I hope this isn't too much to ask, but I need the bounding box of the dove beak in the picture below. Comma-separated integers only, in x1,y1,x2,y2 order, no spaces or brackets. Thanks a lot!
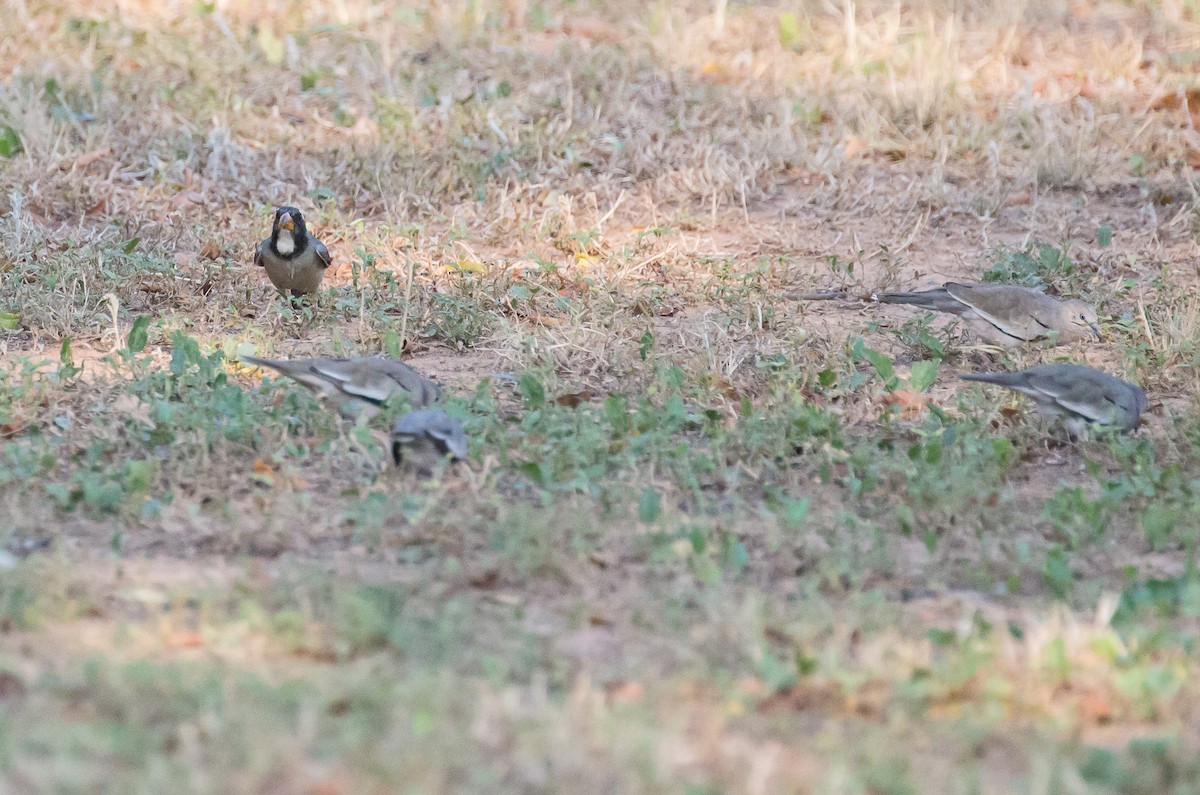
1089,323,1102,340
278,212,295,232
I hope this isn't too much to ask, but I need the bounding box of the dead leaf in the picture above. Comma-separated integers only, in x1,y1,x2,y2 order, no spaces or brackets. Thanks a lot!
164,630,204,649
561,18,622,43
879,389,928,419
0,422,28,439
469,569,500,589
252,458,277,476
167,191,205,212
68,146,110,171
713,377,742,402
306,779,352,795
1076,689,1114,723
555,389,594,407
199,240,221,260
604,679,644,704
842,134,870,160
587,551,615,568
350,116,378,138
527,312,564,327
85,196,108,216
1006,189,1032,206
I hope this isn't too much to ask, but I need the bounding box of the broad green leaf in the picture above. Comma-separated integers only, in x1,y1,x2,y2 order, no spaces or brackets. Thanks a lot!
638,331,654,361
778,11,802,48
909,359,940,392
0,312,19,330
0,126,21,158
863,347,894,384
126,315,150,354
517,373,545,409
383,329,403,359
258,28,285,65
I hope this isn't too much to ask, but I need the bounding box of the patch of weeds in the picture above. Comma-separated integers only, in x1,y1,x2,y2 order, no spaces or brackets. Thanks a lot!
1113,572,1200,623
1041,486,1117,547
892,313,950,360
982,242,1080,292
1076,739,1200,793
871,422,1017,561
428,292,491,348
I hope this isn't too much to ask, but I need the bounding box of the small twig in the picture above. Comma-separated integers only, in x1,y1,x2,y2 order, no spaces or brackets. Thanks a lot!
595,189,625,231
784,290,854,302
1137,291,1156,351
398,255,416,353
104,293,120,353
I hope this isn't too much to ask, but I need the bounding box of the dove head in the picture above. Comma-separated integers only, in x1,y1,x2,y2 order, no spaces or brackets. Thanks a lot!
1126,384,1149,427
1061,299,1101,340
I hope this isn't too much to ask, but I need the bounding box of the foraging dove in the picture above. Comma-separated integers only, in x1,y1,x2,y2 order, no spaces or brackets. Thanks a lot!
240,355,441,419
960,363,1146,439
253,206,331,297
873,283,1101,347
391,409,468,475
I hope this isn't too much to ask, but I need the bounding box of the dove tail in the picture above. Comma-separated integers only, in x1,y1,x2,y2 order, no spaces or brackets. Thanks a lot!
959,372,1023,387
873,288,961,313
237,355,277,370
786,290,851,301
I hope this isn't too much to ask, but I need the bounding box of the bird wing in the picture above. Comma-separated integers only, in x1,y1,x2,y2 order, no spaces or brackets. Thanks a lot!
1023,368,1117,424
376,360,441,406
312,239,332,269
305,357,437,407
303,359,391,406
945,284,1053,342
253,239,270,267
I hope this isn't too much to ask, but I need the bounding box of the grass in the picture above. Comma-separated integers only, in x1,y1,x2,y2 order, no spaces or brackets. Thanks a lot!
3,0,1200,791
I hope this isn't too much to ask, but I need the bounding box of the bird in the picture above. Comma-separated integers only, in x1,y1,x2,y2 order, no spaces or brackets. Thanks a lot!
960,363,1147,439
253,206,331,297
872,283,1101,347
239,354,442,419
391,409,468,475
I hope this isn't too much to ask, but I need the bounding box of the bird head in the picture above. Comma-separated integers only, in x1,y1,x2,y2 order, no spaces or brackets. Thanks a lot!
273,206,306,235
1063,299,1101,340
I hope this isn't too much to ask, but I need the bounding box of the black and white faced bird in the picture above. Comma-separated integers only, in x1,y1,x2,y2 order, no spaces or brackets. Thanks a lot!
391,409,468,476
253,206,331,297
239,354,442,420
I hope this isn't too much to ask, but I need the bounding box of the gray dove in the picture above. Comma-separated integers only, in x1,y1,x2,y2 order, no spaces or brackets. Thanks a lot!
391,409,468,475
960,363,1146,439
240,354,441,419
874,283,1100,347
254,206,331,297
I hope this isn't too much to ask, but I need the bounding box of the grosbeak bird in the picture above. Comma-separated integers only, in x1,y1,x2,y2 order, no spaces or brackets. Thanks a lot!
254,206,331,297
